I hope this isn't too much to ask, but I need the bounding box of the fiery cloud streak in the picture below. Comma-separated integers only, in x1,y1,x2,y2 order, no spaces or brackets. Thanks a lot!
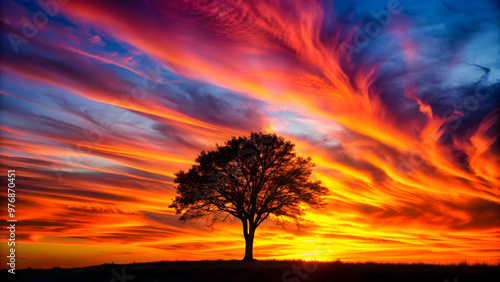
0,0,499,268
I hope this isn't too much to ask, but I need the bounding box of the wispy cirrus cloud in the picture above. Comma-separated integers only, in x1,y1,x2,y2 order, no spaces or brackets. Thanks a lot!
0,0,498,268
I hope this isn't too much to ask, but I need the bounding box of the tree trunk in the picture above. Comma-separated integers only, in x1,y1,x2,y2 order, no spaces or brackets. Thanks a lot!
243,234,254,260
242,223,256,261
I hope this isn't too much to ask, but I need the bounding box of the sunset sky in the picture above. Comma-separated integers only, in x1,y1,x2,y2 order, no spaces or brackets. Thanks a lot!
1,0,499,269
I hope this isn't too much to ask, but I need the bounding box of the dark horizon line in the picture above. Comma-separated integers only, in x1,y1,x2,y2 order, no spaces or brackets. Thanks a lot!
5,259,500,271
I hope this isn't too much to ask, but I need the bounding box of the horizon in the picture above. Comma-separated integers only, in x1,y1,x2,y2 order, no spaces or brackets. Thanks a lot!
4,258,500,271
1,0,499,271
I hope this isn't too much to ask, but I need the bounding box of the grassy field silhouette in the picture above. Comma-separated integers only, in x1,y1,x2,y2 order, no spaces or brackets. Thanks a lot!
2,260,499,282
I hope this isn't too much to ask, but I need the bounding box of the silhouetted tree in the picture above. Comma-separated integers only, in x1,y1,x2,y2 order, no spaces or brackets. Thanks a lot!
169,132,328,261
